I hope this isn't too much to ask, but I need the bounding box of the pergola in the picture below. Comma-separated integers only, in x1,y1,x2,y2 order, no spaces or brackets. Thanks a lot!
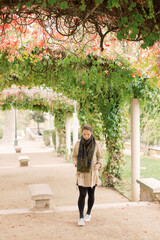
1,0,158,202
0,87,79,155
0,87,141,202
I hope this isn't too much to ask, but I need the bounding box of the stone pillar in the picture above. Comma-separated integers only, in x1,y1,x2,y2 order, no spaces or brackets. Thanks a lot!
73,112,79,147
65,115,71,155
48,113,54,129
48,113,54,148
14,108,18,146
56,129,59,150
2,108,15,144
131,98,140,202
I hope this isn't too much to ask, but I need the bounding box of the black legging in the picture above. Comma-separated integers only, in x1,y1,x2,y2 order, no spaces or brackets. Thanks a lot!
78,185,96,219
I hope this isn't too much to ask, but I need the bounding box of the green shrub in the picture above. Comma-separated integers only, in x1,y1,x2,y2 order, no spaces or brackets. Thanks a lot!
0,129,3,139
43,129,56,146
52,130,56,146
57,145,66,156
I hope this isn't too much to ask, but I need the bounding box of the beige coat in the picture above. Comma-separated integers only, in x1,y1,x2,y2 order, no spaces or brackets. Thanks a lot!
72,140,103,188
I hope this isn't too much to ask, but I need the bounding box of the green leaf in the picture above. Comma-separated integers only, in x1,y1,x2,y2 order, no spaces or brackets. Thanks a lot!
35,0,42,3
95,0,103,4
142,30,147,37
153,32,160,41
122,17,128,23
129,32,136,40
117,31,125,40
17,2,21,8
140,43,147,49
107,0,120,8
59,1,68,9
118,17,128,27
43,2,47,7
142,33,157,47
48,0,57,5
26,2,33,7
106,0,112,8
128,2,137,11
132,27,139,34
135,13,144,24
80,4,87,11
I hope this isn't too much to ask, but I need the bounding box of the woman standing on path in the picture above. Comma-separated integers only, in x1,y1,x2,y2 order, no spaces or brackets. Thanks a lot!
73,124,103,226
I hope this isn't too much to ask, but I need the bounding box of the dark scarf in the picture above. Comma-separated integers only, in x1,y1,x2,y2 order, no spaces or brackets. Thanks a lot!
77,135,96,173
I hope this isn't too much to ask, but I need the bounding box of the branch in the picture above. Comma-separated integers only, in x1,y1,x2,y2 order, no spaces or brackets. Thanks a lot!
84,3,99,22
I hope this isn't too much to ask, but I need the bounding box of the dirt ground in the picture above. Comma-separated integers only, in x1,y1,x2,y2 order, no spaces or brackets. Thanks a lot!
0,140,160,240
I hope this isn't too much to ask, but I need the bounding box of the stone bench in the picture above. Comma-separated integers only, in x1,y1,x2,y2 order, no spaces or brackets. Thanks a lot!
28,184,53,209
137,178,160,202
18,155,30,167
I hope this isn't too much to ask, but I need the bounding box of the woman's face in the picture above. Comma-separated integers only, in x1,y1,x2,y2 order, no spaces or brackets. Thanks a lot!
82,129,92,140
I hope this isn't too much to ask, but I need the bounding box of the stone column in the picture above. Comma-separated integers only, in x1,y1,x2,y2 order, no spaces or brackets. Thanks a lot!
73,112,79,147
65,115,71,155
2,108,15,145
14,108,18,146
48,113,54,129
55,129,59,150
131,98,140,202
48,113,54,148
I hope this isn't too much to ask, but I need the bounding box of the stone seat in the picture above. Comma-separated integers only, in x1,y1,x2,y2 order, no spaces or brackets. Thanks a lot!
18,155,30,167
137,178,160,202
28,184,53,209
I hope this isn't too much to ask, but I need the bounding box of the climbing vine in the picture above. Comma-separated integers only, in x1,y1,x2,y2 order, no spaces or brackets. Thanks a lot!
0,90,74,114
0,89,74,154
0,0,159,50
0,49,159,186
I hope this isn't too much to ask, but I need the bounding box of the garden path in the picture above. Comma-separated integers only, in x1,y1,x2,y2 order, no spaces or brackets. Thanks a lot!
0,138,159,240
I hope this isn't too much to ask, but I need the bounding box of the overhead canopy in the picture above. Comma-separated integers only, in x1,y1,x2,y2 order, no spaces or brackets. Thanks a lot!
0,0,159,50
0,87,76,113
1,87,75,106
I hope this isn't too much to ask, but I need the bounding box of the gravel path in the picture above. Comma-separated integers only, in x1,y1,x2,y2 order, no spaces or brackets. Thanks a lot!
0,139,159,240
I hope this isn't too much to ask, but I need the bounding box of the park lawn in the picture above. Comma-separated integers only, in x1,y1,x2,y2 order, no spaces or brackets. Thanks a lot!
115,155,160,200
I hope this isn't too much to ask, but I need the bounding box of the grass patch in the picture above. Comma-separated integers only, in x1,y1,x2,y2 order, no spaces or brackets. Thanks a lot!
115,155,160,200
